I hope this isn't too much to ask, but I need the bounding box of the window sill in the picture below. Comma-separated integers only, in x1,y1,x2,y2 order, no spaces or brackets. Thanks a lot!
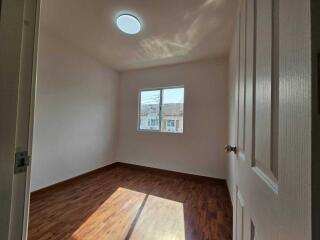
137,129,184,134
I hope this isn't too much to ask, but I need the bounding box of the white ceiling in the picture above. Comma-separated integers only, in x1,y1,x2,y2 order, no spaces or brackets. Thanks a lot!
40,0,239,72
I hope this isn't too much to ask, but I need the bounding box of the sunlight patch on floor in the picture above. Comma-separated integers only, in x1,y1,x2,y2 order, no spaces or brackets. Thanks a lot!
129,195,185,240
72,187,146,240
71,187,185,240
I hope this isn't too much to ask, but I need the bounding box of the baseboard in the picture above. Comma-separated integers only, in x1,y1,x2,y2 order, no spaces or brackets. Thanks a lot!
30,162,120,199
114,162,226,184
31,161,227,200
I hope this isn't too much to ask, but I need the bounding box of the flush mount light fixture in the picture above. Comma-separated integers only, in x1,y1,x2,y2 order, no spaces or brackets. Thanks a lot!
116,14,141,35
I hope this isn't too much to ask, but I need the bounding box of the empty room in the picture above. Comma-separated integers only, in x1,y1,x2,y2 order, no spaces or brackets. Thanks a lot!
1,0,317,240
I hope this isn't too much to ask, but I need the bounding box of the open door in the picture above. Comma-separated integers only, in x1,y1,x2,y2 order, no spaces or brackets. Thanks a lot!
0,0,39,239
231,0,311,239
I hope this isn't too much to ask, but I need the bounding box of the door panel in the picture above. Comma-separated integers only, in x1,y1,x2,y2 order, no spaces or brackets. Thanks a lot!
254,0,273,173
236,188,254,240
233,0,311,239
237,0,246,158
278,0,311,238
236,189,244,240
235,0,280,239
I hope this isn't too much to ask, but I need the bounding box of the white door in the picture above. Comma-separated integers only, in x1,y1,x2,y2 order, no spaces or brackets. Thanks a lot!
0,0,39,239
231,0,311,239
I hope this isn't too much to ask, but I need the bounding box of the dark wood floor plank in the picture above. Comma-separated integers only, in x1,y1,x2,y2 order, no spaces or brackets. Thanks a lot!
28,163,232,240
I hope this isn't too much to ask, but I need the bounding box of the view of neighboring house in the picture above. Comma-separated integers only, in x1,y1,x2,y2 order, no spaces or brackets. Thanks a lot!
139,103,183,133
161,103,183,132
139,103,160,131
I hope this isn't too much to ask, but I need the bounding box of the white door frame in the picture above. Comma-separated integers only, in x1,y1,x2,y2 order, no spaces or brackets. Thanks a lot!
0,0,40,239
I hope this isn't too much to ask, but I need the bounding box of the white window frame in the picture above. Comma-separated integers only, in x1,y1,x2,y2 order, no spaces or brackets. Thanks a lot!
137,86,185,134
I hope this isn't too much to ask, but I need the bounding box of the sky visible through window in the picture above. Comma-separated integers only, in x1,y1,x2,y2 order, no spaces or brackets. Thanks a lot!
140,88,184,105
141,90,160,105
162,88,184,104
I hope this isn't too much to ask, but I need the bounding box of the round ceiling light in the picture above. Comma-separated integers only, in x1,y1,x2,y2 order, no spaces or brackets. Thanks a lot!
116,14,141,35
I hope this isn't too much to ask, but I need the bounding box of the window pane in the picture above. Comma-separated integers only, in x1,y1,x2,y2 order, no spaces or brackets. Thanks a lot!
139,90,161,131
161,88,184,133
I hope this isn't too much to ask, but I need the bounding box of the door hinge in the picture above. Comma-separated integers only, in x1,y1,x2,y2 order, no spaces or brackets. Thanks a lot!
14,151,30,173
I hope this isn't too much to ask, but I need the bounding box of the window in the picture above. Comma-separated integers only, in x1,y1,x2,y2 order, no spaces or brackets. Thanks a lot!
139,90,160,131
148,119,159,127
167,120,175,127
139,87,184,133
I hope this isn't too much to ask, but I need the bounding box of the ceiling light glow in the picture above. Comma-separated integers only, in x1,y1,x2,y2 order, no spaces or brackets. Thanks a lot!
116,14,141,35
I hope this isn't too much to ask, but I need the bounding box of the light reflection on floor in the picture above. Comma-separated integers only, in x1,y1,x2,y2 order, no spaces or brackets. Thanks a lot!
130,195,185,240
72,187,185,240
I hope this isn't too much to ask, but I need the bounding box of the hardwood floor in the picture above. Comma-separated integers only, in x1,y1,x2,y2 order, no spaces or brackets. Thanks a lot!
28,163,232,240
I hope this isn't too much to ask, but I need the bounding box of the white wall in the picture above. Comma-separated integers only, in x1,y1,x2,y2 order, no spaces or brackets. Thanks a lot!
30,28,119,191
116,59,229,179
